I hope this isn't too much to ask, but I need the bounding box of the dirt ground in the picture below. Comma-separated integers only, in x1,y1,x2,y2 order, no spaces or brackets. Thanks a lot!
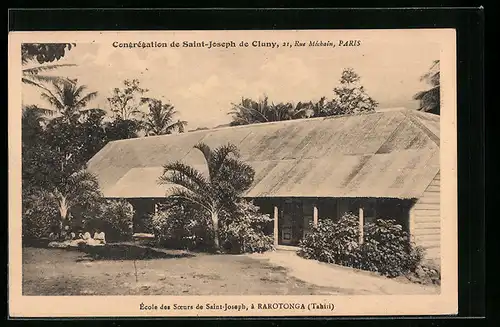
247,251,440,295
22,246,342,296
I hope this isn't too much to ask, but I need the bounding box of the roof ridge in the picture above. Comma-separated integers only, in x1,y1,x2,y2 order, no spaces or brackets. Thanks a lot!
104,109,413,145
401,110,440,145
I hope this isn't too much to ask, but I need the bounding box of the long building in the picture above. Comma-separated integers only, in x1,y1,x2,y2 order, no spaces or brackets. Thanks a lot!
87,108,441,264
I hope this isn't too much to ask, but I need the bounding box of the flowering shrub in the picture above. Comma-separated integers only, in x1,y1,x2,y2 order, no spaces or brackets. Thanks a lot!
298,212,425,278
84,199,134,242
219,200,274,254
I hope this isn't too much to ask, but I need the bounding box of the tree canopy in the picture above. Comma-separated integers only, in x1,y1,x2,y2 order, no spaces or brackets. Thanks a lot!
39,79,102,120
413,60,440,115
142,97,187,136
228,68,378,126
22,43,76,91
328,68,378,115
22,43,75,65
229,96,311,126
107,79,149,120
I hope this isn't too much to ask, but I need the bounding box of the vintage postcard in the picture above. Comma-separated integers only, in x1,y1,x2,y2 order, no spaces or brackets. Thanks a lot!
9,29,457,317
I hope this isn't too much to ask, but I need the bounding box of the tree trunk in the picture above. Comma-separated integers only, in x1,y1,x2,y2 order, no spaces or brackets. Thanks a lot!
58,196,69,233
211,211,220,252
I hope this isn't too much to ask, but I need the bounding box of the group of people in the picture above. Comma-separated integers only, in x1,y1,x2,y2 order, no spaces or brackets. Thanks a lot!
48,225,106,247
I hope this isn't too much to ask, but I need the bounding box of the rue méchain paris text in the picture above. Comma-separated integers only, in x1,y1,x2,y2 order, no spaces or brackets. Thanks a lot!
112,39,360,49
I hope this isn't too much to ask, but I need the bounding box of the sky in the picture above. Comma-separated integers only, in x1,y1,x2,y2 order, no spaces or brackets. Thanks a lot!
22,36,440,130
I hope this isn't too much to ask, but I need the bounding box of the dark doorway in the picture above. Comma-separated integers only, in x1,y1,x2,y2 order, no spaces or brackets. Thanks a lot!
279,199,305,246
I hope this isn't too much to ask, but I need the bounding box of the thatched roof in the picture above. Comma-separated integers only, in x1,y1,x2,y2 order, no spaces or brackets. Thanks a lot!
87,109,440,199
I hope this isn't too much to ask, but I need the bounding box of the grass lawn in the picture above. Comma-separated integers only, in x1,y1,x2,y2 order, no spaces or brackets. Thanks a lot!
22,246,342,296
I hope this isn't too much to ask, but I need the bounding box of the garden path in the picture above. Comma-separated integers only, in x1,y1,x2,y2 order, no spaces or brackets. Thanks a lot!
246,250,440,295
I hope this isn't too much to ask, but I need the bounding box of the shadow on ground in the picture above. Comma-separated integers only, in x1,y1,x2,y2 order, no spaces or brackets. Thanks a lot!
77,244,194,261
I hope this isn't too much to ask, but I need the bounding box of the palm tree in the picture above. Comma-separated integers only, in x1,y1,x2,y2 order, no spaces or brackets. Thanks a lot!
45,170,102,232
229,95,311,126
229,96,272,126
306,97,330,117
414,60,440,115
159,143,255,251
271,101,311,120
39,79,103,120
142,97,187,136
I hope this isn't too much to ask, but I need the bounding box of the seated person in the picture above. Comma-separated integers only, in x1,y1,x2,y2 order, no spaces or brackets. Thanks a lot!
80,231,92,240
93,229,106,245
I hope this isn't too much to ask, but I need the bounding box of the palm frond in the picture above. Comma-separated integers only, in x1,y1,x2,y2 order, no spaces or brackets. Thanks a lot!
160,161,210,193
194,143,213,169
74,91,98,109
167,187,213,214
40,92,65,110
24,74,70,85
22,63,76,75
63,170,102,205
176,120,187,133
23,105,56,117
79,108,107,115
22,77,50,91
161,120,184,135
210,143,240,180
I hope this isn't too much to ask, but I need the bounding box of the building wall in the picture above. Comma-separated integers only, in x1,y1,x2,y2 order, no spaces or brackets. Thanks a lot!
253,197,413,246
410,172,441,265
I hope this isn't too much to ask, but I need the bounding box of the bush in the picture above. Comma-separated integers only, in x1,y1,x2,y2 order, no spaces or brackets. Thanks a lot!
219,200,274,254
22,192,60,242
150,200,211,250
298,213,362,266
361,219,425,277
361,219,424,277
150,199,274,254
410,263,441,285
298,212,425,278
84,199,134,242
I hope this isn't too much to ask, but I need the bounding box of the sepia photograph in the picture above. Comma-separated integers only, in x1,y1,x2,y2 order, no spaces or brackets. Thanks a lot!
9,29,457,317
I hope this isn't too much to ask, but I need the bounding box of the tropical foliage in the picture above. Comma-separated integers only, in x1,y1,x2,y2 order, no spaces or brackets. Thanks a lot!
22,43,76,90
22,191,60,241
22,106,106,238
219,200,274,253
328,68,379,115
39,79,102,119
142,97,187,136
150,198,212,250
22,43,75,64
414,60,440,115
45,170,102,228
159,142,255,251
298,213,425,278
107,79,148,120
229,96,311,126
228,68,378,126
84,200,135,242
